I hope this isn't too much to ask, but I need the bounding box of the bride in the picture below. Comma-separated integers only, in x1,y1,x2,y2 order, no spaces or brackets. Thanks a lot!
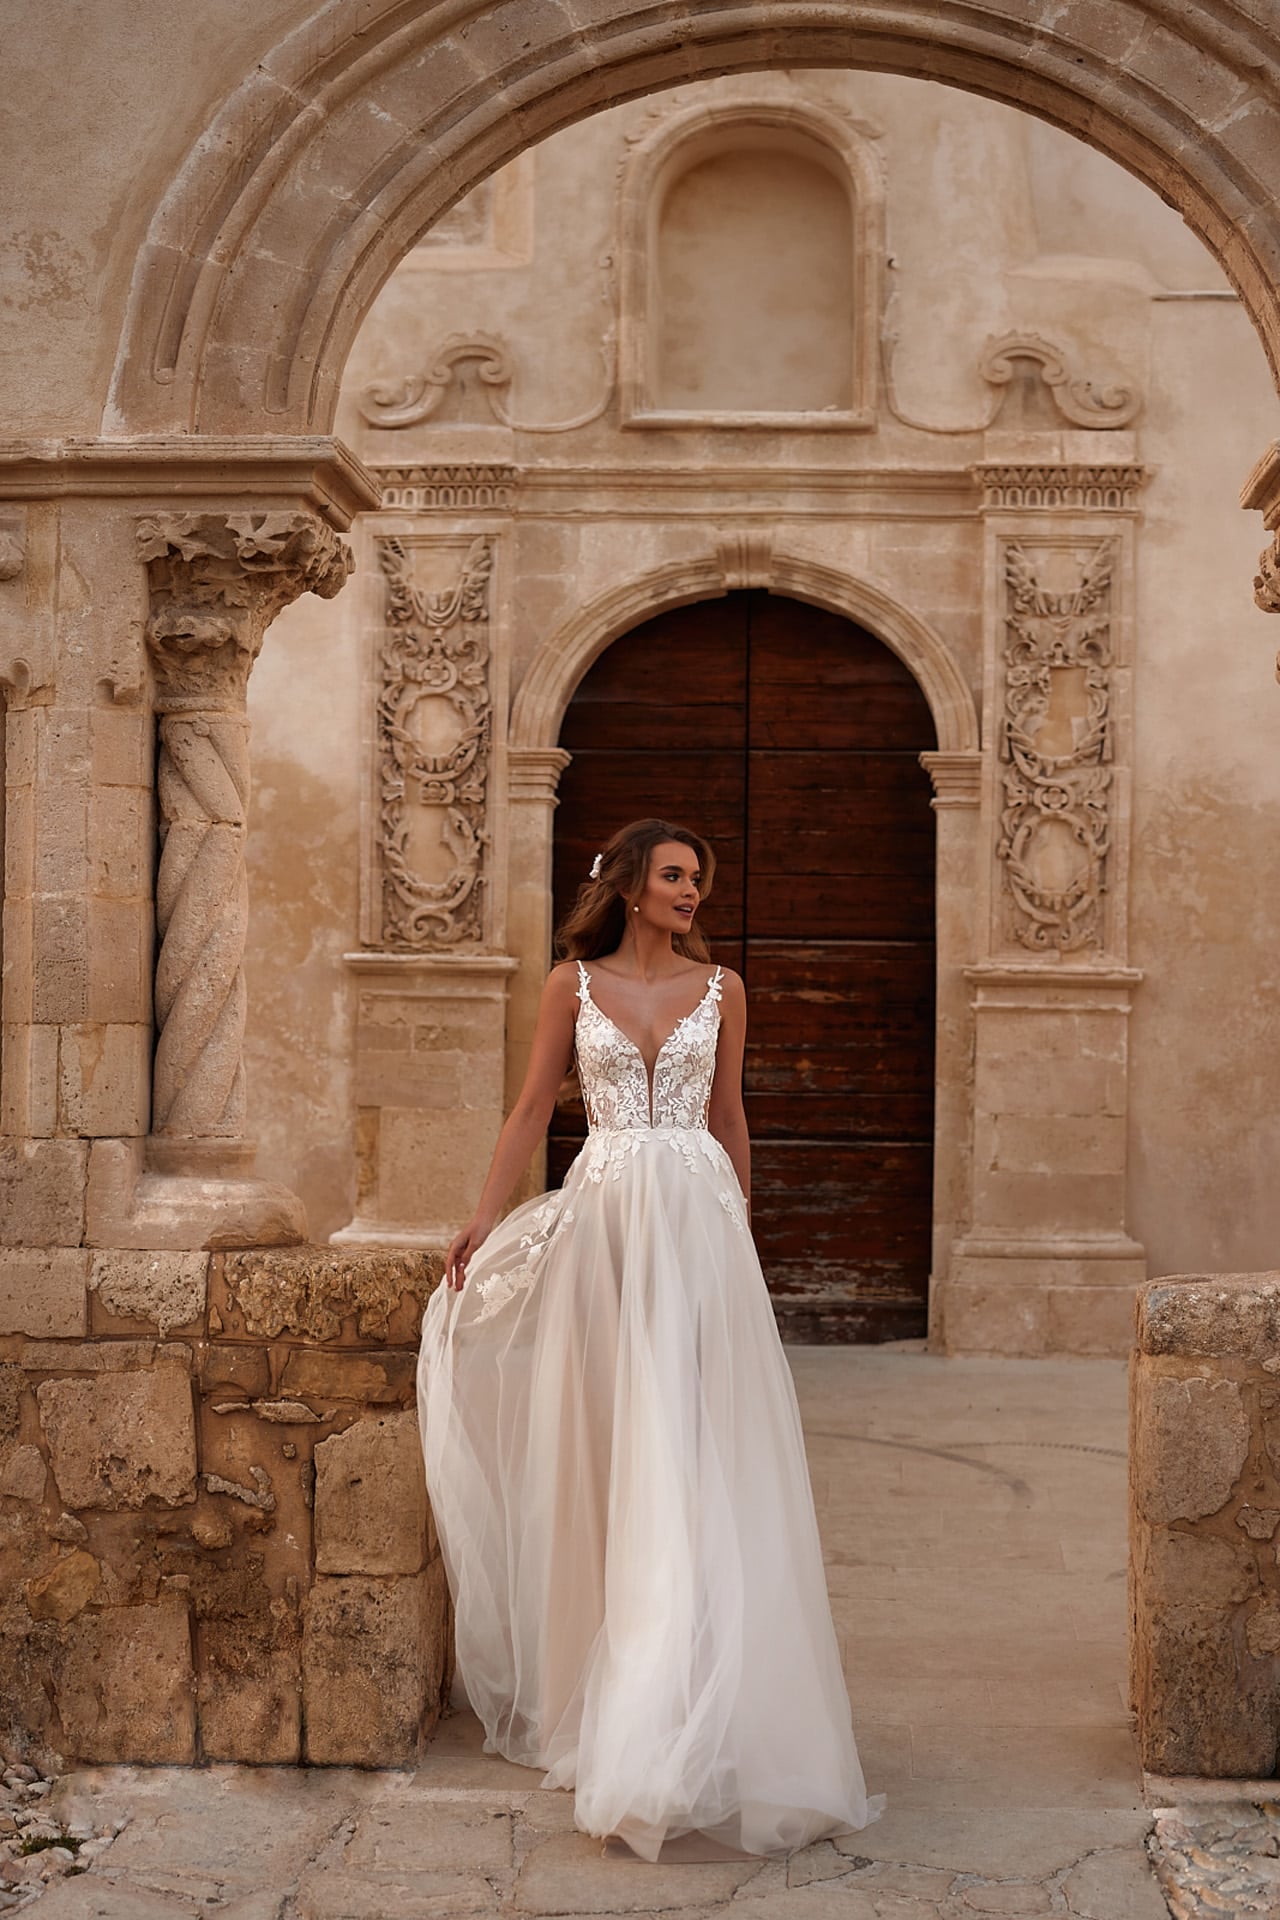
417,817,882,1859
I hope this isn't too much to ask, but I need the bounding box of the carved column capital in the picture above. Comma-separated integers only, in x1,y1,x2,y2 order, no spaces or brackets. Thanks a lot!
507,747,571,804
1255,534,1280,621
920,750,982,808
137,510,352,710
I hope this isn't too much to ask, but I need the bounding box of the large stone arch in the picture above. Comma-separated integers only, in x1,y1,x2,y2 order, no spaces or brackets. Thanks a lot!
111,0,1280,440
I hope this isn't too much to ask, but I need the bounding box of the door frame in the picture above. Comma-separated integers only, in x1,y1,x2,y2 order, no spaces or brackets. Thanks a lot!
507,543,981,1347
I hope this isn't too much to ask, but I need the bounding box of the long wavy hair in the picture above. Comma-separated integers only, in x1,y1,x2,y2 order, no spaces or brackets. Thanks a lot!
555,818,716,963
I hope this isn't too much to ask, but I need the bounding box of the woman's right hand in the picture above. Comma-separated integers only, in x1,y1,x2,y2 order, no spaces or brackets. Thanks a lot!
445,1217,493,1291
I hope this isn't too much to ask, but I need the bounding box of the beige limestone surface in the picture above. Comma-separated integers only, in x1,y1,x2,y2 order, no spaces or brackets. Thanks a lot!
16,1350,1166,1919
241,69,1279,1353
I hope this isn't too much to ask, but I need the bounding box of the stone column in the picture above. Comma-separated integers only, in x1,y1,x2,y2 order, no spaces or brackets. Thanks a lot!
84,508,359,1249
919,750,982,1342
505,747,571,1199
946,456,1149,1354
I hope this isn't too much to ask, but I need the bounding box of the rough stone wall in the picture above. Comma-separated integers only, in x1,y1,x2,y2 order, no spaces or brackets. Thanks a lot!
0,1247,449,1769
1130,1275,1280,1778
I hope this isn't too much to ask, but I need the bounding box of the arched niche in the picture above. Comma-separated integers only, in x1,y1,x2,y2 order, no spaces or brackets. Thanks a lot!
618,102,883,427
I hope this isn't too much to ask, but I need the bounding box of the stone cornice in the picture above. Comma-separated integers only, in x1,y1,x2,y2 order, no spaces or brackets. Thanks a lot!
0,438,378,530
972,462,1148,512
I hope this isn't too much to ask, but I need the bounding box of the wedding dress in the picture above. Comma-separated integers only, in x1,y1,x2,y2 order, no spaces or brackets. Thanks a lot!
416,961,882,1858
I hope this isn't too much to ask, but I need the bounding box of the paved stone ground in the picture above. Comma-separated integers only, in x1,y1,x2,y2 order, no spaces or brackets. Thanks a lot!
12,1350,1179,1919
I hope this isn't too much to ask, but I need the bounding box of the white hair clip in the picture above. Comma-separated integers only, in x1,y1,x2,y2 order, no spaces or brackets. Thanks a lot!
589,853,603,880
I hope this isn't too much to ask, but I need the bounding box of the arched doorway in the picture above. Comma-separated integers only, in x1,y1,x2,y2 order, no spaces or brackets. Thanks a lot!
550,591,938,1343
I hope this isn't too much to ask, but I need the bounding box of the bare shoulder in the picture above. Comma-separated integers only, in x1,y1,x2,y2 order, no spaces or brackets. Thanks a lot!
543,959,582,1004
713,964,746,1009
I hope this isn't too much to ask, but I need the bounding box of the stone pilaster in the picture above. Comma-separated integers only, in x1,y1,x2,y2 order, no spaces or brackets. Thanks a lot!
331,952,519,1248
0,437,376,1253
920,751,982,1340
945,455,1148,1353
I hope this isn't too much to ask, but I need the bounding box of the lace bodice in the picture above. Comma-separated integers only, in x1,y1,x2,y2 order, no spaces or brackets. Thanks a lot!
575,963,723,1131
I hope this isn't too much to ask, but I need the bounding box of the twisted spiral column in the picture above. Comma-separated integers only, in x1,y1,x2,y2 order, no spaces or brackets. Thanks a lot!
153,711,251,1136
138,510,352,1152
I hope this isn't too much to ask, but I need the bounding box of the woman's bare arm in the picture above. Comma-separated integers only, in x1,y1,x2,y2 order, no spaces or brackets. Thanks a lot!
707,968,751,1220
444,963,579,1288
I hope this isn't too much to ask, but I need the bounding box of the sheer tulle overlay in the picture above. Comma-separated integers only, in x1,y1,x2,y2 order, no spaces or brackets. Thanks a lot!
417,965,883,1858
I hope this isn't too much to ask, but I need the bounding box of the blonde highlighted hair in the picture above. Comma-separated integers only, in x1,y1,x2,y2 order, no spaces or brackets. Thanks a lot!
555,818,716,962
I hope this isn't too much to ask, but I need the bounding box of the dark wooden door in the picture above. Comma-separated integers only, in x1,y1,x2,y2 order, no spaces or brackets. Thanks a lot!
550,592,936,1342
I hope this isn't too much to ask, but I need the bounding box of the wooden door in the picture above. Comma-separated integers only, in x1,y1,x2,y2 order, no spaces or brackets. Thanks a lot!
550,592,936,1342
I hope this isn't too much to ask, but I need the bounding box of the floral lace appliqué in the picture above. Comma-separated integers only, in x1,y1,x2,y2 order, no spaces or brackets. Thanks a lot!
472,1197,575,1324
575,963,723,1131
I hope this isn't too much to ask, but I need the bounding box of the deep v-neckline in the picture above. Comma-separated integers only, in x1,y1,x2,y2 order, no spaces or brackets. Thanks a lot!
578,964,720,1121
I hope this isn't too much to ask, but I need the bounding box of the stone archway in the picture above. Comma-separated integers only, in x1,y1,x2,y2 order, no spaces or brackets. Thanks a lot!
111,0,1280,478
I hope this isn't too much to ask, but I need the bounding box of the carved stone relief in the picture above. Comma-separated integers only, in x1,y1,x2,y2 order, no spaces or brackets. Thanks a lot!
975,464,1145,512
980,333,1140,429
373,464,517,511
996,539,1116,954
374,536,495,950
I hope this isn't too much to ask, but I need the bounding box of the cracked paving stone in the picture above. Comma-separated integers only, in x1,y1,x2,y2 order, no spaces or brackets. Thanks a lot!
513,1828,763,1912
343,1798,515,1873
3,1881,200,1918
292,1868,499,1919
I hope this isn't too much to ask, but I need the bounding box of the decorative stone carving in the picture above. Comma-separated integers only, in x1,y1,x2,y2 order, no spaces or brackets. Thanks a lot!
137,511,351,1140
360,335,512,428
975,464,1146,512
0,519,24,581
1254,534,1280,619
375,535,494,950
996,540,1116,953
714,529,775,591
374,463,518,511
362,332,615,434
980,333,1140,428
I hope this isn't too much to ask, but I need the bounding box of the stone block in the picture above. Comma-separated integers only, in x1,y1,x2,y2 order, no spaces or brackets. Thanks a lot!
1137,1273,1280,1359
91,705,152,788
1133,1602,1277,1777
86,898,150,1024
302,1561,447,1765
55,1603,195,1763
314,1411,429,1576
37,1368,197,1508
57,1022,150,1136
0,1138,87,1246
219,1247,440,1342
25,1547,101,1623
1133,1373,1250,1525
281,1348,415,1406
1046,1283,1137,1355
0,1249,89,1336
88,1250,206,1335
943,1279,1048,1355
0,1445,47,1501
197,1613,302,1763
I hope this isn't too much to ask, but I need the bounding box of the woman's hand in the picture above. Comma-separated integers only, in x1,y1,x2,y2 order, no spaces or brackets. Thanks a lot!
445,1217,493,1291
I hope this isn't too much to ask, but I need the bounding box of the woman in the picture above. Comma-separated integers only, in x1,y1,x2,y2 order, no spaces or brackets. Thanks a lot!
417,818,882,1859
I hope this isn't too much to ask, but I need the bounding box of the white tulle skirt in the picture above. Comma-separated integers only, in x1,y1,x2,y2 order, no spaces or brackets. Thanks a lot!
416,1125,883,1859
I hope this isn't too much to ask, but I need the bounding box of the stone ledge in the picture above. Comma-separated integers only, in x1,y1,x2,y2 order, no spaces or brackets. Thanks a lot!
1136,1271,1280,1359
